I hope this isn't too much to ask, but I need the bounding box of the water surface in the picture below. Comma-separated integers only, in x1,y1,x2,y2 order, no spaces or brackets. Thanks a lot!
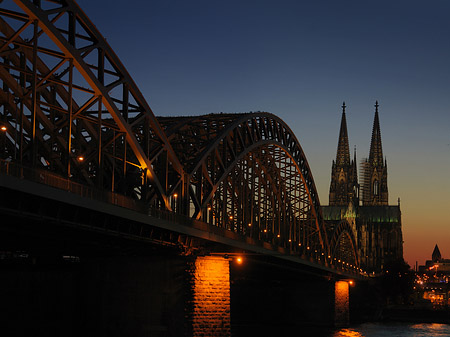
332,322,450,337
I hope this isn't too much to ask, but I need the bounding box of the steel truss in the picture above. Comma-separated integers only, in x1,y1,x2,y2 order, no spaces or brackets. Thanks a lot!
158,113,329,259
329,221,360,271
0,0,183,209
0,0,356,266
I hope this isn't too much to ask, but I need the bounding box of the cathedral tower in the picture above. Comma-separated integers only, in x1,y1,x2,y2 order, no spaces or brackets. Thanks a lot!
329,102,359,206
361,101,388,205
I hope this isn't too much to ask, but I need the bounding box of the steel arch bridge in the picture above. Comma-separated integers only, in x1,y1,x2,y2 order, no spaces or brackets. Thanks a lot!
158,113,327,258
0,0,360,273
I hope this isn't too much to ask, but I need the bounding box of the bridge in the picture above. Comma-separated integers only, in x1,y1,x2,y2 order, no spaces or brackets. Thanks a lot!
0,1,367,336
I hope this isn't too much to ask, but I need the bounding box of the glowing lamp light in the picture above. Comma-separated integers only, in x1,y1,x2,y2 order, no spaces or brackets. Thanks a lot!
229,215,233,220
207,206,211,211
277,234,280,238
288,239,292,242
236,257,243,264
248,223,252,227
173,193,178,198
0,126,6,131
263,229,267,233
349,280,354,286
77,156,84,161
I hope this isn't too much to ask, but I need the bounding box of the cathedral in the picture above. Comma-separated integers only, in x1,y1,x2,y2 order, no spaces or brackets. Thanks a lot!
322,102,404,273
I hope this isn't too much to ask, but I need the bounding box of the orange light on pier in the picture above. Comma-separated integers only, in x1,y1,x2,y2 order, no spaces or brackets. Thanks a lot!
192,256,230,336
173,193,178,198
335,280,350,327
236,256,243,264
0,126,6,131
77,156,84,161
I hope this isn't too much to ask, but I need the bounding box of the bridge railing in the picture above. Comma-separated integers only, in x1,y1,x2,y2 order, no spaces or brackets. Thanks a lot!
0,159,144,212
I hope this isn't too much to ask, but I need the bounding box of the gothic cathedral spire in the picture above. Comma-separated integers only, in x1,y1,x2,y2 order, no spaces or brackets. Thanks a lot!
369,101,383,166
362,101,388,205
336,102,350,166
329,102,359,206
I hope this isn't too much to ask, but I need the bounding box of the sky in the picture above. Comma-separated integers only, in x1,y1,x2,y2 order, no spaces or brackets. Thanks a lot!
76,0,450,267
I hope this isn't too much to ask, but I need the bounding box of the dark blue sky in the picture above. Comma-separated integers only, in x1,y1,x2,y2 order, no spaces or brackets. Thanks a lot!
78,0,450,265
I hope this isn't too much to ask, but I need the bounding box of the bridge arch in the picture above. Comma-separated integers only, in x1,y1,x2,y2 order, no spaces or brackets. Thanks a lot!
329,220,359,270
158,113,329,257
0,0,183,209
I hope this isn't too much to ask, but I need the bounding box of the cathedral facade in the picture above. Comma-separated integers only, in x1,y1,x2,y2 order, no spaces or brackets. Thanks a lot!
322,102,404,273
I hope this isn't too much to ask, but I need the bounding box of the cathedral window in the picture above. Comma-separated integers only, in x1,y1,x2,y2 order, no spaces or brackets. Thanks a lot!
373,180,379,196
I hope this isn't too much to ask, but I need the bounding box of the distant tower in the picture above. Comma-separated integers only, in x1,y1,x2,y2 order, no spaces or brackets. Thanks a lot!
329,102,359,205
361,101,388,205
432,244,442,262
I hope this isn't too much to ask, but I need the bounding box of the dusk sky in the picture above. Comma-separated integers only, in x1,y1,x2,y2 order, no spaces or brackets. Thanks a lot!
78,0,450,267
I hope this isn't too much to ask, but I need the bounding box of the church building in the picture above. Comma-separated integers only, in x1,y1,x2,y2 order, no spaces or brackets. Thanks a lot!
322,102,404,273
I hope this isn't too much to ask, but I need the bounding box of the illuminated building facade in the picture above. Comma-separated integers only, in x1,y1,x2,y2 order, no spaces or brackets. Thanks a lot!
322,102,404,273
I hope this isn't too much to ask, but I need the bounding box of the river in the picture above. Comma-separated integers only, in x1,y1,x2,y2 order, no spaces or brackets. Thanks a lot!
331,322,450,337
234,322,450,336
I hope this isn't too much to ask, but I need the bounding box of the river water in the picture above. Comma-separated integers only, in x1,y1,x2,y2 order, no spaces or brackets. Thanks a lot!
330,322,450,337
234,322,450,336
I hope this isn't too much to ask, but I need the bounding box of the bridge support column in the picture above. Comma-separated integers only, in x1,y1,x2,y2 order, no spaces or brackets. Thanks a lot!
189,256,231,337
334,281,350,327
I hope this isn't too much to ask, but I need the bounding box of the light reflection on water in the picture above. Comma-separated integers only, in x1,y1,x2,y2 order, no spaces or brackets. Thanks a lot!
332,323,450,337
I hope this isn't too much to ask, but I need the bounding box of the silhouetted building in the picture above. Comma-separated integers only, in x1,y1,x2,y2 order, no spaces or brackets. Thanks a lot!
322,101,404,273
419,244,450,273
416,244,450,308
432,244,442,263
